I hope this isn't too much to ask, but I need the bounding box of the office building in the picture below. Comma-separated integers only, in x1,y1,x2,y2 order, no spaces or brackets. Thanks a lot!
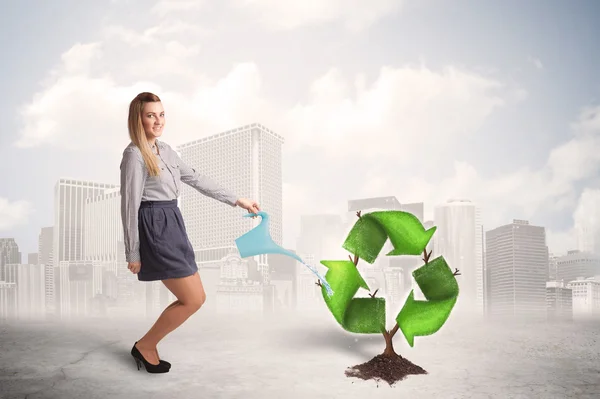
38,226,54,315
177,124,284,285
84,187,122,262
269,252,298,312
56,260,104,319
567,276,600,320
28,253,38,265
296,214,345,310
575,196,599,254
216,252,264,314
4,263,46,319
556,250,600,284
545,280,572,320
53,178,117,317
549,253,558,281
486,219,548,319
0,281,16,319
0,238,20,281
434,199,484,314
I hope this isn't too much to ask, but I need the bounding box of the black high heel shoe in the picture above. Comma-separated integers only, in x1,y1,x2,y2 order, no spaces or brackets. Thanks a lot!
131,342,170,373
134,341,171,369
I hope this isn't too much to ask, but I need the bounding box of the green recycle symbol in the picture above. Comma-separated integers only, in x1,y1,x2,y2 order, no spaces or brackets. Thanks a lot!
319,210,460,347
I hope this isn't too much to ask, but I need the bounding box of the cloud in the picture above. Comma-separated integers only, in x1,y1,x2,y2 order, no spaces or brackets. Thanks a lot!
103,21,209,47
279,66,507,162
151,0,206,17
358,105,600,240
229,0,404,31
0,198,34,231
14,61,268,150
13,8,598,255
528,56,544,70
18,26,510,164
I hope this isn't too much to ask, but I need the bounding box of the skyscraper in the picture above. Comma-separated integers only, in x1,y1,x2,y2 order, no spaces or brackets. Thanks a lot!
53,178,117,317
296,213,346,310
0,238,20,281
546,281,572,320
54,178,117,267
556,250,600,283
38,226,54,316
38,227,53,266
575,193,599,254
486,219,548,319
5,263,46,319
84,187,122,262
28,253,38,265
548,253,558,281
177,123,284,284
434,199,484,314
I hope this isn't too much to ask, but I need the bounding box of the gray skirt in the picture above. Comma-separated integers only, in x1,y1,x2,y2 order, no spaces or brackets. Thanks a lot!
138,199,198,281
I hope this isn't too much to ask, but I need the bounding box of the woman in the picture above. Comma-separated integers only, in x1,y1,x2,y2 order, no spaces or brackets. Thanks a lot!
120,92,260,373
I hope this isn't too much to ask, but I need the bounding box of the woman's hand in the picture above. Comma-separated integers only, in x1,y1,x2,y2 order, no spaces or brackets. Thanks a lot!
235,198,261,215
128,262,141,274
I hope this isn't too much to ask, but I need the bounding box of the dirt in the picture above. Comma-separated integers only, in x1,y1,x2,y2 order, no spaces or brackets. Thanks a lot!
345,353,427,386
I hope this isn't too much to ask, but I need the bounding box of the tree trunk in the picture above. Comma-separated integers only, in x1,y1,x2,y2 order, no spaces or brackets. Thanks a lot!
382,331,400,358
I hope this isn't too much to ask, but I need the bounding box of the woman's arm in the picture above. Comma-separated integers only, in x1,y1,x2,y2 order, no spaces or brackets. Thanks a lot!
120,148,147,263
171,148,239,207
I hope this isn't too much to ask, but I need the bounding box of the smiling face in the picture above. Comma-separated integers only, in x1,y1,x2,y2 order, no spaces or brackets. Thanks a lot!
141,101,165,142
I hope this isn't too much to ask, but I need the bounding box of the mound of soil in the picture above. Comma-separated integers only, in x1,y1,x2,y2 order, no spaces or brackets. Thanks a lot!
345,353,427,386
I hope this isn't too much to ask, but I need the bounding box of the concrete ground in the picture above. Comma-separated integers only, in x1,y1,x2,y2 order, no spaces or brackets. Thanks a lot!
0,311,599,399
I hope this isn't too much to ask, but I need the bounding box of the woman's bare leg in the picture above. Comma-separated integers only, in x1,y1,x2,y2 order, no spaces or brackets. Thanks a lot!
135,272,206,365
153,299,179,360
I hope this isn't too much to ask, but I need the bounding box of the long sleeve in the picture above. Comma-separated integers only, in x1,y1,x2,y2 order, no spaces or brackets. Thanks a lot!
120,148,147,263
172,149,238,207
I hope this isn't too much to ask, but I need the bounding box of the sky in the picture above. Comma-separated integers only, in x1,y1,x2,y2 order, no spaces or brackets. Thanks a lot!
1,0,599,259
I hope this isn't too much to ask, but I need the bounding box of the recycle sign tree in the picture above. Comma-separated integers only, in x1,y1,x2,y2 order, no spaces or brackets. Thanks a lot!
316,209,461,386
234,208,460,386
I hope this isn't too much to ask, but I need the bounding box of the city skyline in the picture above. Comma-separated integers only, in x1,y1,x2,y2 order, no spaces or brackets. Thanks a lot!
1,126,598,319
2,143,600,322
2,2,600,263
0,144,593,262
1,2,600,396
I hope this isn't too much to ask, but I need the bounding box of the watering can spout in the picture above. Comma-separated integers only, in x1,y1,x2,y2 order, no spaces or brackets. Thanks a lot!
234,211,334,296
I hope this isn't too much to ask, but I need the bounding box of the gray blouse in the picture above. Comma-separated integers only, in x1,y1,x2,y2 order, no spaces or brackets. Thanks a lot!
119,139,238,263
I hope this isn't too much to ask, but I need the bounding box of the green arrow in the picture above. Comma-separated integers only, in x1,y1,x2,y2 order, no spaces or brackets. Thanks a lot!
396,256,459,347
320,260,386,334
342,211,436,264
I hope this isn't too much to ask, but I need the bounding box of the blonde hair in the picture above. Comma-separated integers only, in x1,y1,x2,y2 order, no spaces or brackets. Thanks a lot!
127,92,162,176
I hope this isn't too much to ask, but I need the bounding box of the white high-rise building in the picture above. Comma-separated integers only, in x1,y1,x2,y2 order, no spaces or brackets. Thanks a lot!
84,187,122,262
486,220,549,319
0,238,20,281
28,253,38,265
567,276,600,320
177,124,284,285
54,179,117,267
548,253,559,281
545,280,572,320
556,250,600,283
434,199,484,314
295,214,346,311
38,226,54,316
575,192,600,254
53,178,117,317
0,281,16,319
57,260,104,319
5,263,46,319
